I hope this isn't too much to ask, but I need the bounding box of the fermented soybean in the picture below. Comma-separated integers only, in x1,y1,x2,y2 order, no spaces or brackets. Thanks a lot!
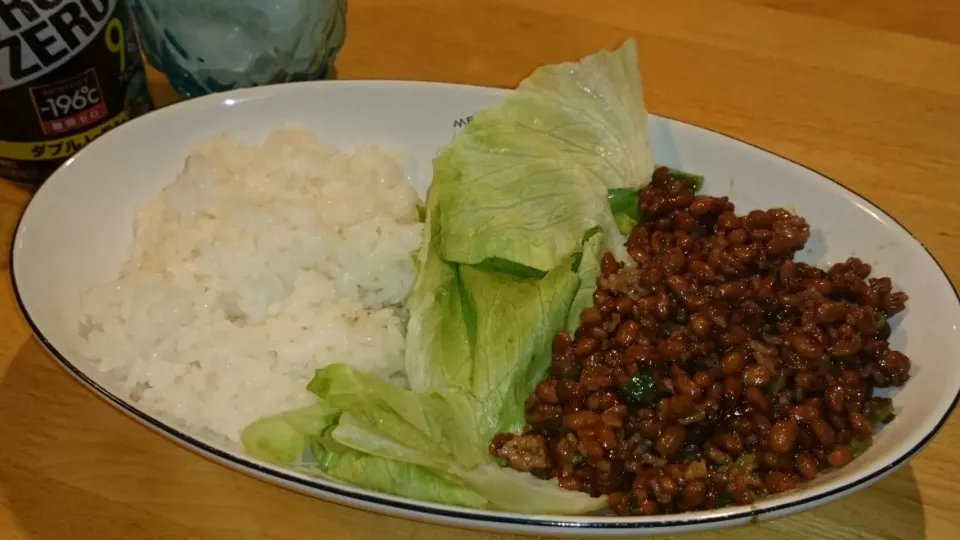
0,0,152,185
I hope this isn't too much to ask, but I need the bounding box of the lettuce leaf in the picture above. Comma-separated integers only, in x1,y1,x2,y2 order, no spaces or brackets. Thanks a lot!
432,38,653,273
565,231,605,334
407,38,649,393
309,363,490,468
404,199,473,393
241,401,491,509
303,449,489,509
454,464,610,515
309,364,607,514
458,261,580,434
241,403,340,466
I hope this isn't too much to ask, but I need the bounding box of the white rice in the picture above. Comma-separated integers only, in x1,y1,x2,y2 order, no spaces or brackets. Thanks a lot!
75,125,423,443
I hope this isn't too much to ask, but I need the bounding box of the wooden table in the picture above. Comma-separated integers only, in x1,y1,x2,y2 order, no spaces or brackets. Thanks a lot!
3,1,960,538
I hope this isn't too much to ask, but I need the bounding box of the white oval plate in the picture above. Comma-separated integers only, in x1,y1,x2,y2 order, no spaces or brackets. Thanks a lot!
11,81,960,536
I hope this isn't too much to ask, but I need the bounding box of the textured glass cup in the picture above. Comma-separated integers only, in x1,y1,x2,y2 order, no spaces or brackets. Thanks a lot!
129,0,346,98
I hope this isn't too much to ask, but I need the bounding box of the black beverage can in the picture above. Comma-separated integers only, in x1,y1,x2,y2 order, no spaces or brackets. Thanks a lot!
0,0,153,186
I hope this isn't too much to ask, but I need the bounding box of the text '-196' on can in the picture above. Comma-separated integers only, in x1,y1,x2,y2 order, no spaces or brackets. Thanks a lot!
0,0,154,187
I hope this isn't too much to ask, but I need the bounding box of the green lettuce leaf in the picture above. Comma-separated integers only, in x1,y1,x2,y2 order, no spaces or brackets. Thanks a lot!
309,364,490,468
614,213,639,236
405,209,582,424
565,231,605,334
305,444,489,509
405,250,581,429
404,199,473,392
309,364,608,514
241,403,340,466
455,464,610,515
459,260,580,434
432,38,653,273
242,401,490,509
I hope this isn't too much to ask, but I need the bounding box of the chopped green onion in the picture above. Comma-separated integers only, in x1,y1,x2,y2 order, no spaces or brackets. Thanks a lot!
657,323,683,339
869,398,896,426
667,168,705,192
717,491,734,508
851,436,872,457
623,370,657,406
607,188,641,221
874,312,890,334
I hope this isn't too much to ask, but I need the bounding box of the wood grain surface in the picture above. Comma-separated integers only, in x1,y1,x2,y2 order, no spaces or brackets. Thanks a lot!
3,1,960,538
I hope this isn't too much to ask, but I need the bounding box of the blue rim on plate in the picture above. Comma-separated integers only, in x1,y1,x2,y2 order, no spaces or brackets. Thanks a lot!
9,91,960,531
